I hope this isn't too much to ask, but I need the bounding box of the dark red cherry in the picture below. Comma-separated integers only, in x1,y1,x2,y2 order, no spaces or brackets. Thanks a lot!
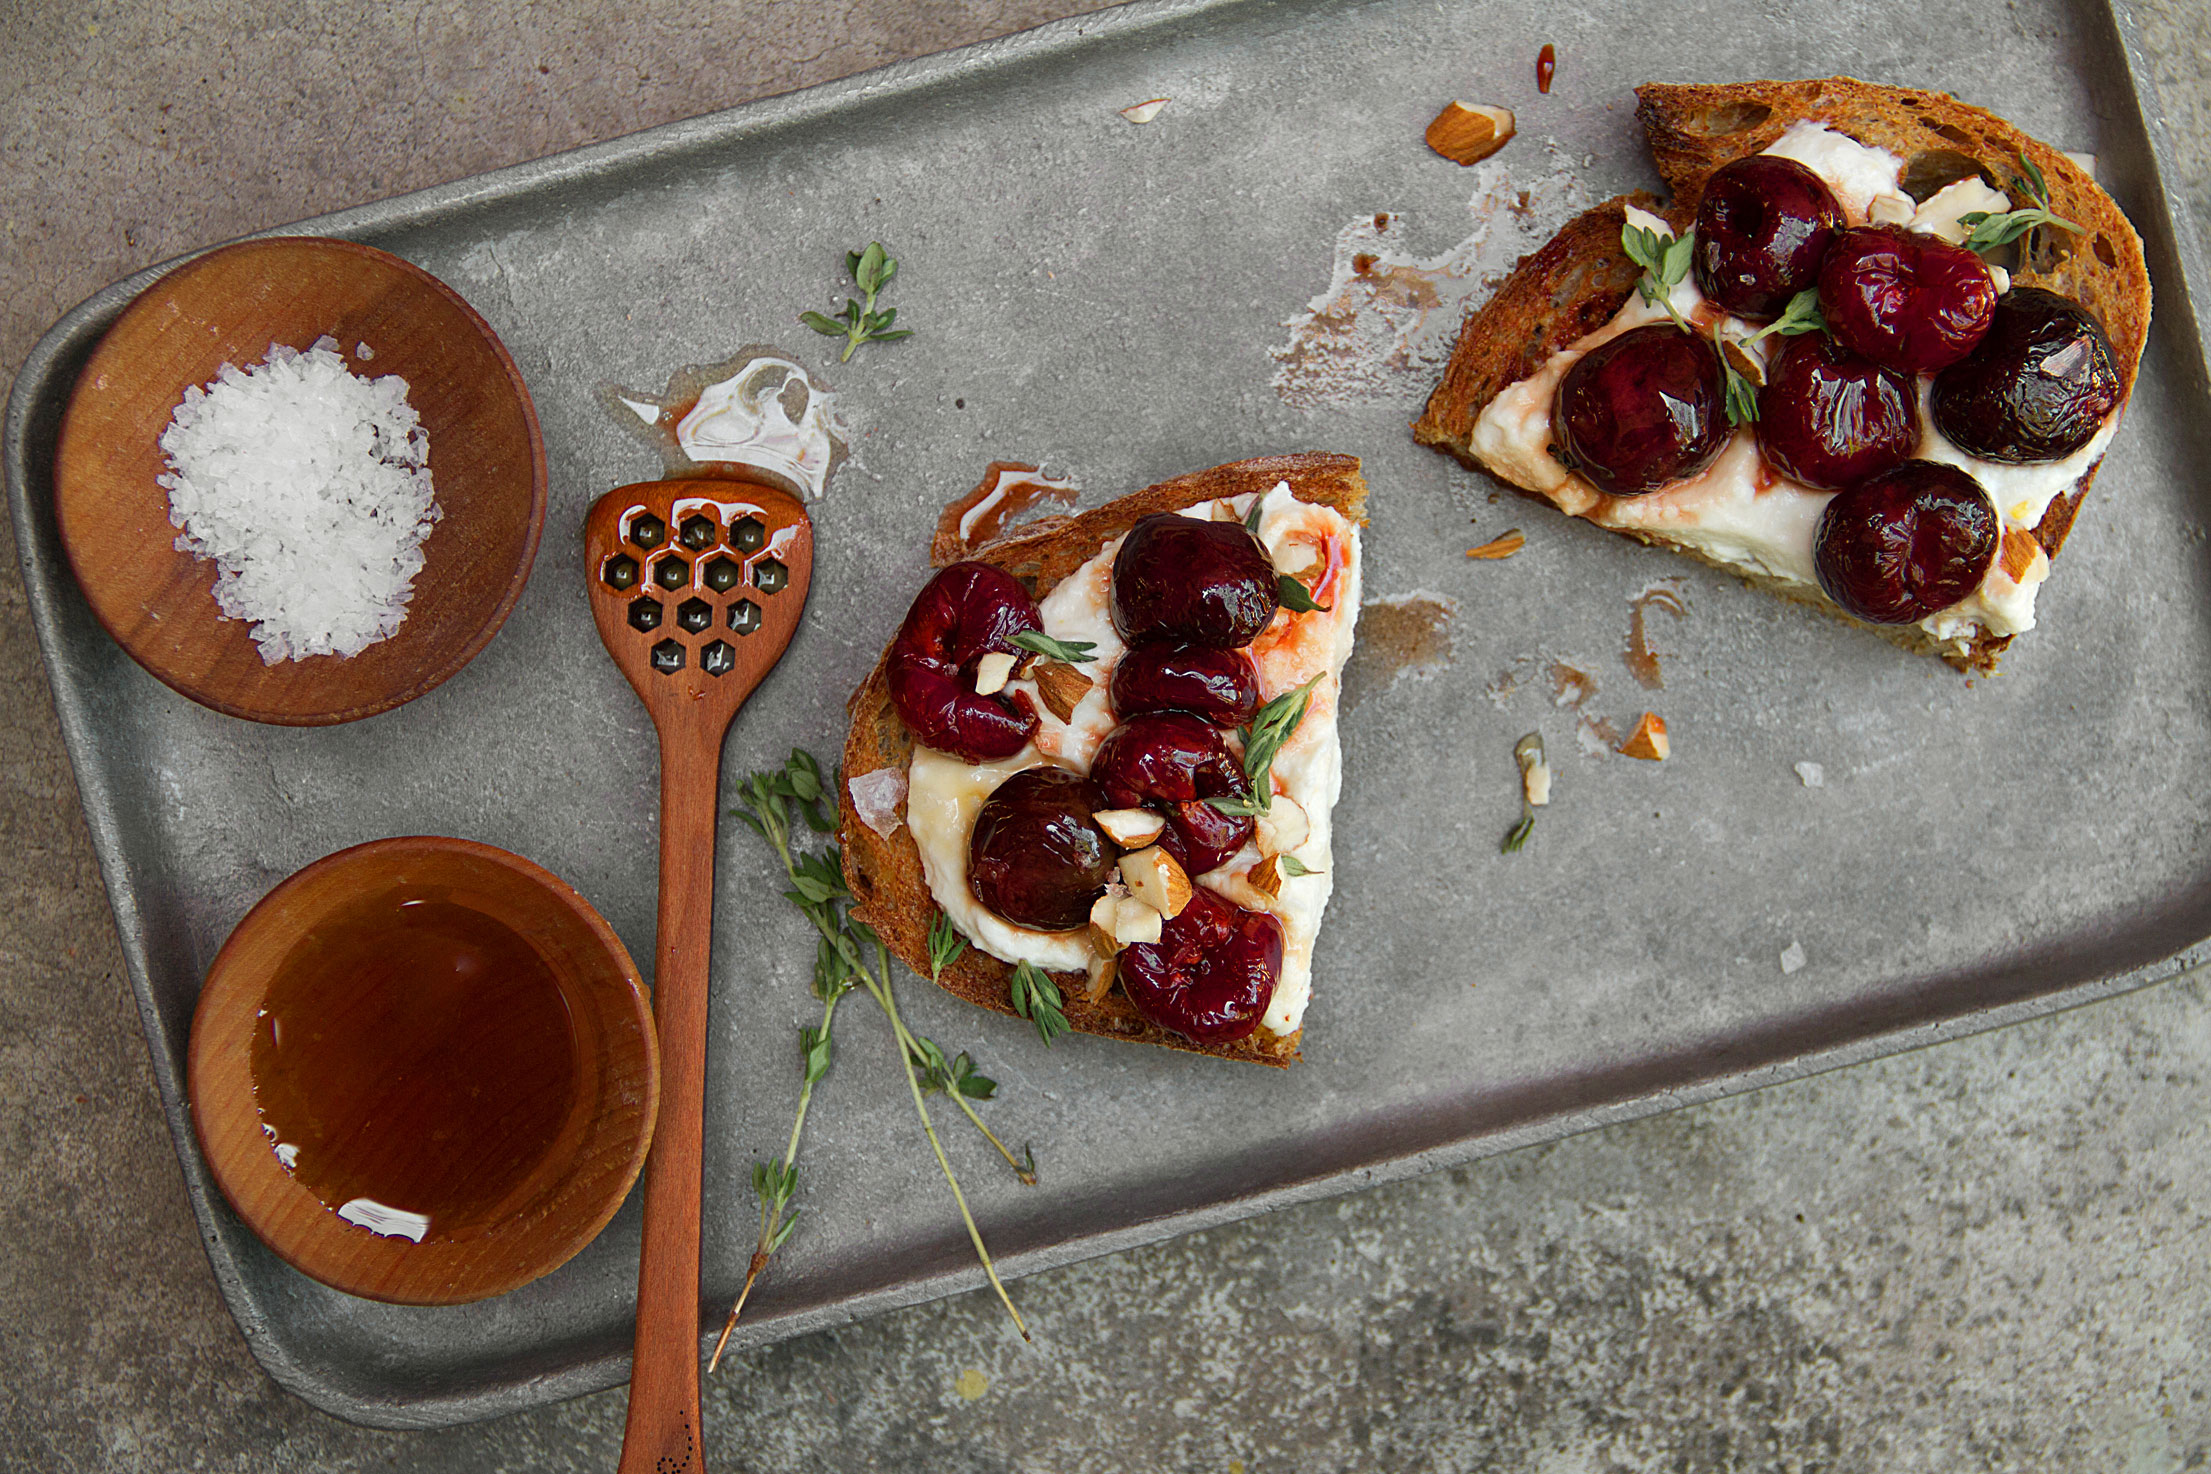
1931,287,2122,463
1110,514,1279,648
1118,889,1283,1044
887,562,1042,763
1691,155,1846,321
1755,334,1918,490
1818,225,1996,374
1552,324,1730,497
1110,642,1261,727
1091,712,1254,874
1813,460,1998,624
967,767,1116,932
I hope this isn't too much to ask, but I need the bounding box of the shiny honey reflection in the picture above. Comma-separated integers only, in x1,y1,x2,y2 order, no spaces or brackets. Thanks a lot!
250,891,580,1242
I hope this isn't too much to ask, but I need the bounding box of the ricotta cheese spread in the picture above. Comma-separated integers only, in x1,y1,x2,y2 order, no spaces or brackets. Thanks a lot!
1469,121,2121,655
906,481,1362,1037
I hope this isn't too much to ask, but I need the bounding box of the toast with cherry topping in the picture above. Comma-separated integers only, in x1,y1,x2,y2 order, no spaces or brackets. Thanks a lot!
839,453,1367,1066
1414,77,2151,670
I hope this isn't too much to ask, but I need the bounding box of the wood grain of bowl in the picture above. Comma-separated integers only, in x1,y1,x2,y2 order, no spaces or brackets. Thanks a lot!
187,837,657,1306
53,235,546,725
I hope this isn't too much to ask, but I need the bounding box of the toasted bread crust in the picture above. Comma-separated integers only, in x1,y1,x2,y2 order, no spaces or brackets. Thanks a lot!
838,453,1369,1067
1414,77,2153,671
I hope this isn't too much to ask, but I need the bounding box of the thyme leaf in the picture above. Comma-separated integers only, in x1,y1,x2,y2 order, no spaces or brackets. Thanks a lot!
803,242,914,363
1011,630,1098,664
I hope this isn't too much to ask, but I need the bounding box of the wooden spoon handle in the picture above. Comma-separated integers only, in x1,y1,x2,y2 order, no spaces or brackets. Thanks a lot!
618,727,721,1474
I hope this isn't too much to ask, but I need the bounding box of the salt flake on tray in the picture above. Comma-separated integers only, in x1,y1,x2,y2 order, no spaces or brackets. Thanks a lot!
157,336,440,664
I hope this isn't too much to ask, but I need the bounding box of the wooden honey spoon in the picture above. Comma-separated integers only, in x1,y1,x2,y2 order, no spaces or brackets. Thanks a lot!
584,477,814,1474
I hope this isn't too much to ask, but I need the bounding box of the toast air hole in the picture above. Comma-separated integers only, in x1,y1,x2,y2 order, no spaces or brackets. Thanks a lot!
1695,101,1771,136
1902,149,1996,203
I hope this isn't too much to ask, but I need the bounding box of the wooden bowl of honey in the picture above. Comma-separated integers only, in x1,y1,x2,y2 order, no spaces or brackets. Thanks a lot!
187,837,658,1305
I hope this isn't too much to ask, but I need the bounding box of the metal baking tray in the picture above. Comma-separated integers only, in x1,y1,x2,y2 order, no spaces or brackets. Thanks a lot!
8,0,2207,1431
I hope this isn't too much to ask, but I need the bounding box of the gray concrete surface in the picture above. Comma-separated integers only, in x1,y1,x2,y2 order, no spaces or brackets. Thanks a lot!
5,2,2211,1470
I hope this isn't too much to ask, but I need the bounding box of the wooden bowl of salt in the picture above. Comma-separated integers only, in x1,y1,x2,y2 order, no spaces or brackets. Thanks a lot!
187,836,659,1305
54,236,546,725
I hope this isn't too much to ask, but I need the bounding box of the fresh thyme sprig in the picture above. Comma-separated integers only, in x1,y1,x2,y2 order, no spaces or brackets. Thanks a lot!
1717,288,1827,426
801,242,913,363
1011,630,1098,664
1008,960,1069,1047
1621,221,1697,333
1209,673,1324,819
710,750,1031,1362
1958,153,2083,261
919,910,1037,1182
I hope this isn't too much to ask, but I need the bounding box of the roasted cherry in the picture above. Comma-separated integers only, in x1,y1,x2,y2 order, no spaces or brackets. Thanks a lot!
1691,155,1845,321
1552,324,1729,497
1755,334,1918,490
1118,889,1284,1044
1813,460,1998,624
1818,225,1996,374
1091,712,1254,874
1110,642,1260,727
1931,287,2122,463
967,767,1116,932
1110,514,1279,648
888,562,1042,763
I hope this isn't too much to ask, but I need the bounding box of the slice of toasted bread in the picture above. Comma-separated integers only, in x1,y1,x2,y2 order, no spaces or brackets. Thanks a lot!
838,453,1368,1067
1413,77,2152,670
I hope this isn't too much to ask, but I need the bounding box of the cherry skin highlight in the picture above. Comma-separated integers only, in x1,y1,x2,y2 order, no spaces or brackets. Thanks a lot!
967,767,1117,932
1118,889,1284,1044
1755,334,1919,490
1110,514,1279,648
1818,225,1996,374
1692,155,1845,322
1110,642,1261,727
887,562,1042,762
1931,287,2122,463
1552,324,1729,497
1813,460,1999,624
1091,712,1254,875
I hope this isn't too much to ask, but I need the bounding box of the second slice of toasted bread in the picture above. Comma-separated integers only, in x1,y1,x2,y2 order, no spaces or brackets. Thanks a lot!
1415,77,2152,670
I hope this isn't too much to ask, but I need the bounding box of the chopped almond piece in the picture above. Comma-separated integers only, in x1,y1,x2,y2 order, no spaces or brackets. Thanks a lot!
1119,845,1193,919
1425,102,1516,165
1033,660,1093,722
1254,795,1309,855
973,650,1017,695
1120,97,1169,124
1084,949,1118,1003
1620,711,1670,761
1095,807,1167,847
1248,854,1283,899
1466,529,1526,560
2000,528,2047,584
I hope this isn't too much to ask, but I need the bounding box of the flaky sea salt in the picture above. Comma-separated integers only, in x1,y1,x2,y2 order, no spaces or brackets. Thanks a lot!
158,336,440,663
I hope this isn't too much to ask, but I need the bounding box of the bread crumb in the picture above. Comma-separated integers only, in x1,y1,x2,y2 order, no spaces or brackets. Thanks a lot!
1780,940,1806,974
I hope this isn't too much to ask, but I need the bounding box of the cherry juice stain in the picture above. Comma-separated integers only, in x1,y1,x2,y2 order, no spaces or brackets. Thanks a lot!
1339,593,1457,712
932,461,1080,564
251,892,579,1241
1624,581,1689,690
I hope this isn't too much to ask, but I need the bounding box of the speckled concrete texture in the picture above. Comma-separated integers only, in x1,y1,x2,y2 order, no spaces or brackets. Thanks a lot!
5,2,2211,1470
